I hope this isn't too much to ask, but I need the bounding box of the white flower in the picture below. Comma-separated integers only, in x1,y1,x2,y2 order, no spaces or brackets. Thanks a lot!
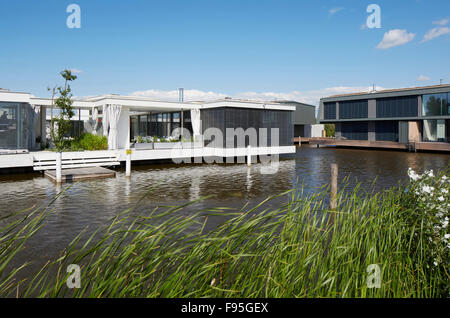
441,189,448,194
445,234,450,239
422,186,433,194
438,196,445,202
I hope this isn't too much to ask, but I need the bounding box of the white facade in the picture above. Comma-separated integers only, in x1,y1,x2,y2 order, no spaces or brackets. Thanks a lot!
0,89,296,152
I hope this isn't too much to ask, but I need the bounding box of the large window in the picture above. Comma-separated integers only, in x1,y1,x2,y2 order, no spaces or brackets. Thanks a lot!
339,100,368,119
423,119,446,142
422,93,449,116
375,121,398,141
341,121,368,140
0,102,30,149
324,102,336,120
376,95,418,118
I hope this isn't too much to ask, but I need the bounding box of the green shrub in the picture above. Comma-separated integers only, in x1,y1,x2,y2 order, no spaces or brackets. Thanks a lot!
71,133,108,151
324,124,335,137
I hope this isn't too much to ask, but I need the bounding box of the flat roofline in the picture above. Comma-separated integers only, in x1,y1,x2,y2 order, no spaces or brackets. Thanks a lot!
321,84,450,101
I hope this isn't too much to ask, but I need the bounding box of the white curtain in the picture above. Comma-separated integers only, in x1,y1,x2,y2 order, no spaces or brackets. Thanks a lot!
108,104,122,150
190,109,201,140
102,105,109,137
92,107,99,135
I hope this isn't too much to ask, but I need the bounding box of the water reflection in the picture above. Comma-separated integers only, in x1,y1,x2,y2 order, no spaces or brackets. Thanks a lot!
0,147,448,271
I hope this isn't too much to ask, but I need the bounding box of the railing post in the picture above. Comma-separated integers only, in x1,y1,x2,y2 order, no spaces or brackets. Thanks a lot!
298,136,301,147
56,152,62,183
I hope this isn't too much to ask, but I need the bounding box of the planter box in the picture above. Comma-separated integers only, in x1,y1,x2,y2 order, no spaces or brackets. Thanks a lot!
133,143,154,150
133,141,203,150
181,141,203,148
153,142,179,149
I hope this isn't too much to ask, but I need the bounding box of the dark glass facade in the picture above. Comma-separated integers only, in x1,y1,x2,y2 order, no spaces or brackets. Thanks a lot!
376,95,418,118
324,102,336,120
339,100,368,119
201,107,293,147
341,121,368,140
375,121,399,141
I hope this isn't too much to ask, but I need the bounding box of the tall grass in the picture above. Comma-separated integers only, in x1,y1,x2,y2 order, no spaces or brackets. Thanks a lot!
0,170,448,298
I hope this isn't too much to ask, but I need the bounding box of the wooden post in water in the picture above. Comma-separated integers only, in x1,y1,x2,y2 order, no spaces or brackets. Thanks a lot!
330,163,338,224
56,152,62,183
247,145,251,167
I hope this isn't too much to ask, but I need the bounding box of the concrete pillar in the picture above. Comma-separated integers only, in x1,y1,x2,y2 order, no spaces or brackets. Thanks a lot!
368,121,376,141
368,99,376,119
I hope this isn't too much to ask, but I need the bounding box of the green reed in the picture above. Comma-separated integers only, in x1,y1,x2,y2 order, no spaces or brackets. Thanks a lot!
0,173,448,298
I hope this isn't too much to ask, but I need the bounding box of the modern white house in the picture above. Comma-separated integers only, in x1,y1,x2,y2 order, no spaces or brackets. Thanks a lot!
0,88,299,171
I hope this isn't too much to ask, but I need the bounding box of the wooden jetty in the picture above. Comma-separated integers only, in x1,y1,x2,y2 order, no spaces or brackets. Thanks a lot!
44,166,116,183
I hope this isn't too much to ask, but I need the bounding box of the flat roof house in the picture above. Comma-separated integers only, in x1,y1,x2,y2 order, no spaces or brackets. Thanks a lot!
318,84,450,151
0,88,309,170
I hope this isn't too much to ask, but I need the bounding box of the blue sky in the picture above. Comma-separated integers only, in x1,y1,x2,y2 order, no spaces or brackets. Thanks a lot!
1,0,449,105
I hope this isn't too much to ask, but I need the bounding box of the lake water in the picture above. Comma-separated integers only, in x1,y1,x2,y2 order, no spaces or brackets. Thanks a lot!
0,146,449,276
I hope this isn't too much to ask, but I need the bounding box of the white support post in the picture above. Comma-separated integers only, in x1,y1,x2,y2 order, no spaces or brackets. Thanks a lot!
247,145,251,167
298,136,301,147
126,149,131,178
56,152,62,183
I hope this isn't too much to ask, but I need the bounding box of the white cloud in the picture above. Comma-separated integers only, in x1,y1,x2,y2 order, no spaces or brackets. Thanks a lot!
131,89,228,101
130,86,387,107
416,75,430,81
70,68,83,74
421,27,450,42
376,29,415,49
432,18,449,26
329,7,344,16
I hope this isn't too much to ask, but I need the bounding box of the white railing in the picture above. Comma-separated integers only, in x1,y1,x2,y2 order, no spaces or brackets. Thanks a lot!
33,150,120,171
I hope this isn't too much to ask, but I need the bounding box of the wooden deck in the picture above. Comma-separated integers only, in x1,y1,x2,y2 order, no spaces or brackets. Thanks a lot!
304,138,450,152
44,167,116,183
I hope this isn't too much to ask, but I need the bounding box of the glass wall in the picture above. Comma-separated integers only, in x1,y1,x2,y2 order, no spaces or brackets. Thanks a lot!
423,119,446,142
0,102,30,149
377,95,418,118
130,111,189,141
339,100,368,119
324,102,336,120
340,121,368,140
375,121,399,141
422,93,449,116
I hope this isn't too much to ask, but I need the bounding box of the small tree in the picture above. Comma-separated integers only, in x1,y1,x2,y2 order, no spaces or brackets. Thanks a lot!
324,124,335,138
50,70,77,151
